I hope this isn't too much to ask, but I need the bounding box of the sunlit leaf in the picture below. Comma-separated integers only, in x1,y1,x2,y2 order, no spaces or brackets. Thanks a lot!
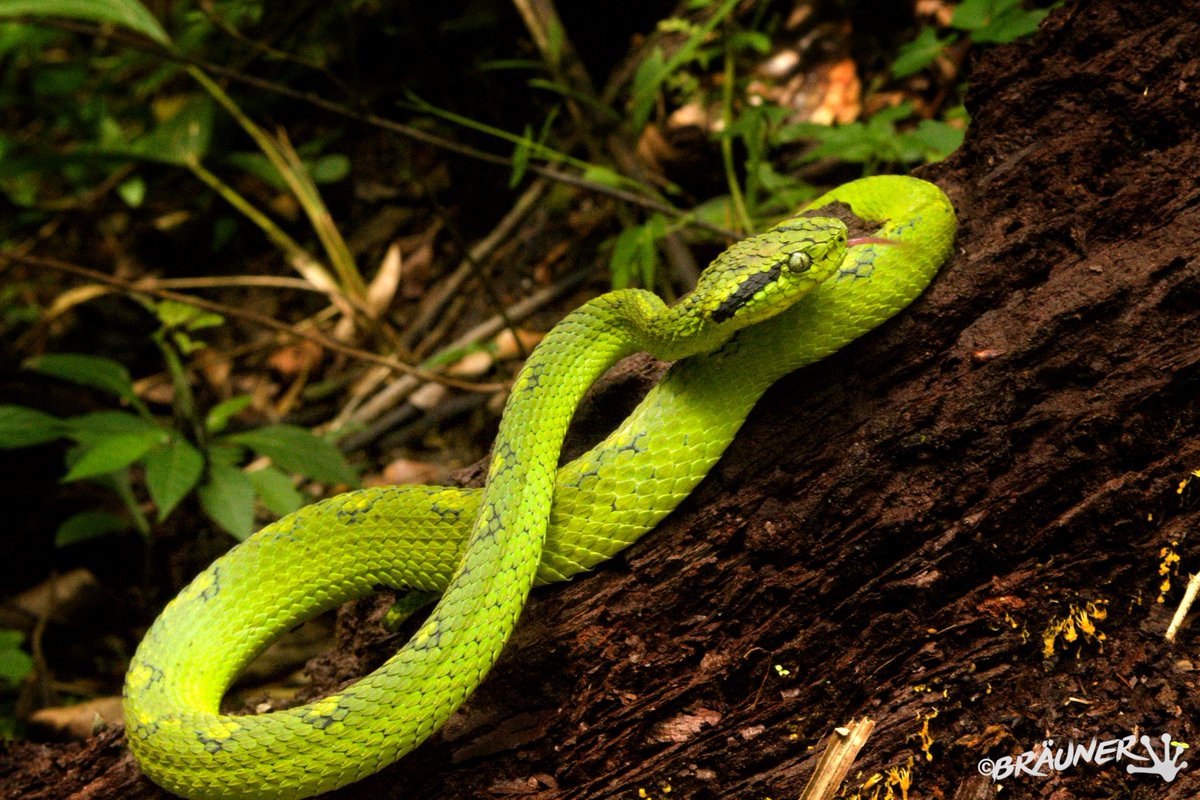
62,429,163,481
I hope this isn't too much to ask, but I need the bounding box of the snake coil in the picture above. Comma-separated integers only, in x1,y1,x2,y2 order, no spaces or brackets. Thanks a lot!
124,176,955,799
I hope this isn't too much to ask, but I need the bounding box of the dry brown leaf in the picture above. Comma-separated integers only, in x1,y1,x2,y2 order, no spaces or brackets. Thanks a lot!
810,58,862,125
44,284,113,322
493,328,543,361
379,458,446,486
408,381,448,410
194,346,232,390
266,339,323,376
366,241,403,317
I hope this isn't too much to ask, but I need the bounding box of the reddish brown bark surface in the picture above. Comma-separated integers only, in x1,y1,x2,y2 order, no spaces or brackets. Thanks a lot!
4,0,1200,798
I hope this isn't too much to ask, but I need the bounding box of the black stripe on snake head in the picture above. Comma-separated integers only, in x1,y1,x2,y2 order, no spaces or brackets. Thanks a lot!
711,263,782,323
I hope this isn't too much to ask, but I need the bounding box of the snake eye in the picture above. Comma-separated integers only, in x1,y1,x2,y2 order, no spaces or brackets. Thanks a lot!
787,251,812,272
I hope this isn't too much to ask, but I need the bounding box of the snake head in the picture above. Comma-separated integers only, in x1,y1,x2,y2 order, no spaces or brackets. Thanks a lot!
701,215,847,328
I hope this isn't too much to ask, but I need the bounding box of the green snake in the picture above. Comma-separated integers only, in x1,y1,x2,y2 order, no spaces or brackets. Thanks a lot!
123,175,955,799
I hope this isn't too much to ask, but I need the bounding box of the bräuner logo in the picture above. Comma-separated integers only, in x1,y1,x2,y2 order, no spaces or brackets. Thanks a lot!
977,733,1189,783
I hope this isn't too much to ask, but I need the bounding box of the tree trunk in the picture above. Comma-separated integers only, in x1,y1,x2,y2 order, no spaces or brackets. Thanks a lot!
4,0,1199,797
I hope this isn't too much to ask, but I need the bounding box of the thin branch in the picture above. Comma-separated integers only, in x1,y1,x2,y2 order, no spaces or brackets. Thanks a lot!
150,275,321,292
330,265,592,433
401,178,549,350
0,250,504,393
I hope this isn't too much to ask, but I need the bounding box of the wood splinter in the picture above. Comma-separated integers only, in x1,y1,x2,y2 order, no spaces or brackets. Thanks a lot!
798,717,877,800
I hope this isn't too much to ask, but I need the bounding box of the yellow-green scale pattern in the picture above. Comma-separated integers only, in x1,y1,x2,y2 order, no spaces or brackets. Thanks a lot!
124,176,954,799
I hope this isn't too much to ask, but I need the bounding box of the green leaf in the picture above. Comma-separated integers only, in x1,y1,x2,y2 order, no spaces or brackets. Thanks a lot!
153,298,222,331
224,150,350,190
116,175,146,207
951,0,1051,44
197,462,256,540
169,330,204,355
608,225,643,290
951,0,1002,29
0,405,64,448
892,27,954,78
62,429,164,481
224,424,358,487
0,0,171,45
790,103,920,167
119,95,214,166
727,30,771,55
970,6,1050,44
204,395,252,434
0,629,32,686
639,214,666,289
510,124,533,188
64,410,157,445
143,434,204,520
246,465,304,517
607,216,666,291
206,441,245,466
906,119,966,161
628,47,667,132
307,153,350,184
55,509,129,546
580,165,627,189
26,353,137,402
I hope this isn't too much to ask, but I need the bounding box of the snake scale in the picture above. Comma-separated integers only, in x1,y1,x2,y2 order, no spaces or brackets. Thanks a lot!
123,175,955,798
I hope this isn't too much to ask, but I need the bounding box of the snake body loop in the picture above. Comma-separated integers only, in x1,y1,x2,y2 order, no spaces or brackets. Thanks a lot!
124,176,955,799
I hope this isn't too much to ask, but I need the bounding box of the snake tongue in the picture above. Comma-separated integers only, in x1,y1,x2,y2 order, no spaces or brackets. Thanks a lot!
847,235,898,247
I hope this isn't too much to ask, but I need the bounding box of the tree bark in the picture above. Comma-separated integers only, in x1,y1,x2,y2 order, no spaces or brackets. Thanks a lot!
4,0,1199,798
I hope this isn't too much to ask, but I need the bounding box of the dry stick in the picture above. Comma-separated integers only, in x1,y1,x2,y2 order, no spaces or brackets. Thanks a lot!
325,179,550,432
152,275,321,292
1165,572,1200,643
335,265,593,437
401,179,549,351
338,387,489,454
419,187,531,364
798,718,877,800
0,250,503,393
